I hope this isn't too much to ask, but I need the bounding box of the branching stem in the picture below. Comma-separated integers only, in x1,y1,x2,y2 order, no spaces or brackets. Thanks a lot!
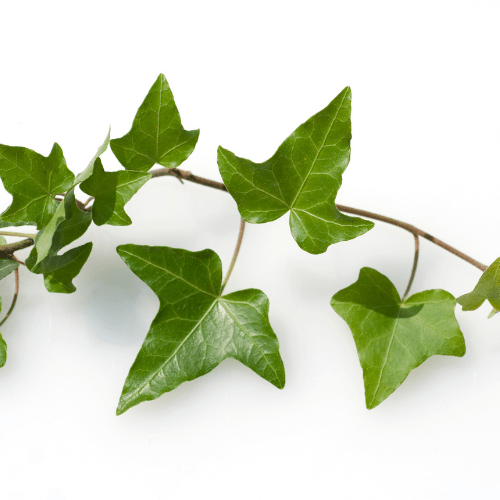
0,238,35,256
221,218,246,293
150,166,487,272
0,267,19,327
402,235,419,301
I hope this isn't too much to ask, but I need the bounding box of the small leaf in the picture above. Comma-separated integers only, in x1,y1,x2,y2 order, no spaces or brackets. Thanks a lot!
331,267,465,409
26,190,92,293
0,331,5,368
488,308,498,319
218,87,374,254
75,128,111,184
0,237,19,281
0,297,5,367
80,158,151,226
0,142,74,229
116,244,285,415
41,242,93,293
456,257,500,313
110,74,199,172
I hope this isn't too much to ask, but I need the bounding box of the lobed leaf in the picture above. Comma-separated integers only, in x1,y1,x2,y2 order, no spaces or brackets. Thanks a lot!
331,267,465,409
217,87,374,254
27,190,92,293
116,244,285,415
80,158,151,226
0,142,74,229
456,257,500,313
0,237,19,281
110,74,200,172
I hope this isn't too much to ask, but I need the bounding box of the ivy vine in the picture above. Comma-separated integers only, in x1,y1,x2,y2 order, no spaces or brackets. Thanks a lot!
0,74,495,414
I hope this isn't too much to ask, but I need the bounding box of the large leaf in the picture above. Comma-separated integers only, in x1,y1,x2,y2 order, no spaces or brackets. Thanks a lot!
0,142,74,229
26,190,92,293
331,267,465,409
110,74,200,172
0,237,19,281
116,244,285,415
456,257,500,313
80,158,151,226
217,87,374,254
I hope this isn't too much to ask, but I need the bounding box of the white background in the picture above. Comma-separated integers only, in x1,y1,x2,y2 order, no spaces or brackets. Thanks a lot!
0,1,499,498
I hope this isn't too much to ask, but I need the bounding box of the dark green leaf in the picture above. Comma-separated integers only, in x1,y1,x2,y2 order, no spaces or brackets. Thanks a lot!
0,237,19,281
40,242,93,294
116,244,285,415
331,267,465,409
217,87,374,254
0,142,74,229
0,220,33,229
26,190,92,293
0,328,5,368
80,158,151,226
456,257,500,313
110,74,200,172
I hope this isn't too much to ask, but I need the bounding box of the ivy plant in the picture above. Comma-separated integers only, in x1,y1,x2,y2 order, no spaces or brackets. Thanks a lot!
0,73,495,414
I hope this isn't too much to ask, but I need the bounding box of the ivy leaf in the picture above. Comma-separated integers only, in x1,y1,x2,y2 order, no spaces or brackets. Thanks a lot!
0,312,5,368
217,87,374,254
75,127,111,184
80,158,151,226
330,267,465,409
110,74,200,172
116,244,285,415
26,190,92,293
0,220,33,229
456,257,500,313
0,142,74,229
0,237,19,281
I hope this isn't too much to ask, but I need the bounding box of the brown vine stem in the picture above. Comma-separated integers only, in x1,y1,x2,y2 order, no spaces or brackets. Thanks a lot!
336,205,487,272
221,218,246,293
0,238,35,257
150,167,488,273
0,267,19,327
402,234,420,302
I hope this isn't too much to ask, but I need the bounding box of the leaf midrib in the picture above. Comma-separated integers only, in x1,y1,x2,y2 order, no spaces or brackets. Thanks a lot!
289,89,348,209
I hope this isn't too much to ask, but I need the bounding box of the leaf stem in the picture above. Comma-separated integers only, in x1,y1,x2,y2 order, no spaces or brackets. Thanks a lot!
0,238,35,256
0,267,19,327
149,167,489,273
221,218,246,293
402,234,419,301
0,230,37,239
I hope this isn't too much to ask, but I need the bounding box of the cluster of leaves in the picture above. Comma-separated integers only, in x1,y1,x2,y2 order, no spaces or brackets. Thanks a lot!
0,74,497,414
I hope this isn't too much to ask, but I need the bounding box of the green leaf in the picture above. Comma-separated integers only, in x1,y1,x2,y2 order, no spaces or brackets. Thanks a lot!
330,267,465,409
80,158,151,226
40,243,93,293
116,244,285,415
217,87,374,254
0,336,6,368
0,220,33,229
31,198,66,265
456,257,500,313
110,74,200,172
26,190,92,293
75,128,111,184
0,237,19,281
0,301,5,367
0,142,74,229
